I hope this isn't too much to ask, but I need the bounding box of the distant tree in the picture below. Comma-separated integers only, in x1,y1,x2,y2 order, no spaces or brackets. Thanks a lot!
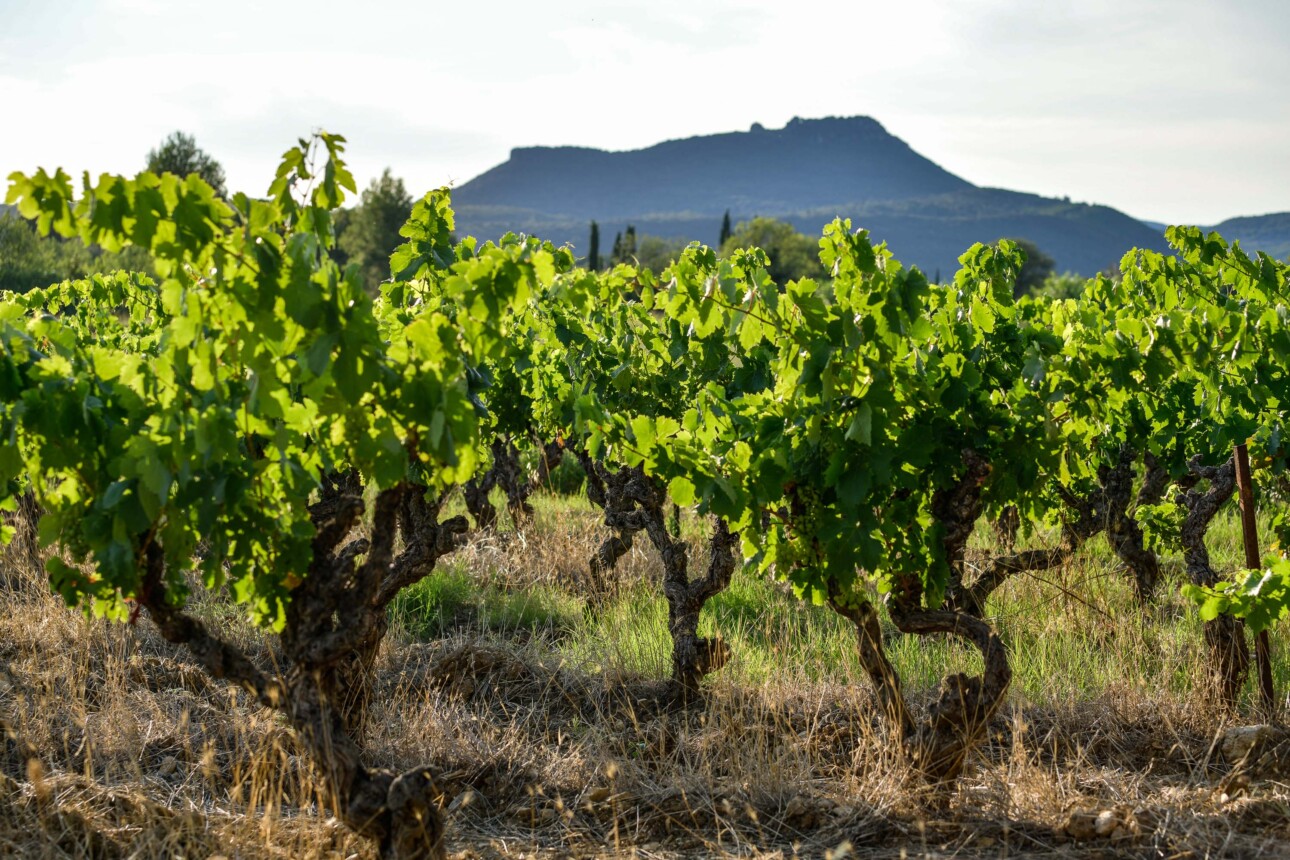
634,235,689,273
0,212,74,292
1004,238,1056,297
719,210,733,247
146,131,227,198
339,169,414,293
610,225,638,266
719,217,824,284
933,269,941,285
1031,271,1087,300
588,221,601,270
0,211,154,292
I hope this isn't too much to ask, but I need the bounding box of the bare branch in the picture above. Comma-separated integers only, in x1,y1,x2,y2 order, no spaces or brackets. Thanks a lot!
139,542,284,710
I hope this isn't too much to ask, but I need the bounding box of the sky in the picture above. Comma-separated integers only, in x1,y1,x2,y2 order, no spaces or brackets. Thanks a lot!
1,0,1286,226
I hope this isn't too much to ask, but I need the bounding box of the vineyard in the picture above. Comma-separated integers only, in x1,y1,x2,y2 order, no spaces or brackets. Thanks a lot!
3,134,1290,859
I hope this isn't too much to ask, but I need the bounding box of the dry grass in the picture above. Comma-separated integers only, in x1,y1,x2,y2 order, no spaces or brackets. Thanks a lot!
3,496,1290,858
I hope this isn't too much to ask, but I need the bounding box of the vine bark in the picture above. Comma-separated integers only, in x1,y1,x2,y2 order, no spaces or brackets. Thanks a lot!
138,479,470,860
1179,456,1249,709
833,450,1012,785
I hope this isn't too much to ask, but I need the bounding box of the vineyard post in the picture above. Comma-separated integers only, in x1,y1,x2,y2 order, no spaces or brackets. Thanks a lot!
1234,442,1276,714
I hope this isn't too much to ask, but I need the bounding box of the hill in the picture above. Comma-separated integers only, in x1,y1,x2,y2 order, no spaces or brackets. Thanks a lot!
451,116,1173,277
1208,213,1290,260
456,116,971,217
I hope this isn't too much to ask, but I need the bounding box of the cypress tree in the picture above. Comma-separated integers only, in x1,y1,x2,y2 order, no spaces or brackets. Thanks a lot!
611,231,623,265
588,221,601,270
624,225,637,260
719,210,732,247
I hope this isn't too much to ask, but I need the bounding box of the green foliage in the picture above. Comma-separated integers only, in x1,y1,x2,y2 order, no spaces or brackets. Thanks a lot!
719,217,824,284
1031,271,1085,300
1,133,552,630
1138,499,1186,554
6,126,1290,669
1005,238,1055,297
633,235,690,273
1184,560,1290,634
146,131,227,199
570,228,1062,612
0,212,154,293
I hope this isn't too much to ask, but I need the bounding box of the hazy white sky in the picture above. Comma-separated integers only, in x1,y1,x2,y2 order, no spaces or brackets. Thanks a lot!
1,0,1286,225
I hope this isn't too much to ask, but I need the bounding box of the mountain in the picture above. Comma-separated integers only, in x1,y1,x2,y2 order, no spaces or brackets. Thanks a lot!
1207,213,1290,260
457,116,971,217
451,116,1173,277
1135,214,1290,260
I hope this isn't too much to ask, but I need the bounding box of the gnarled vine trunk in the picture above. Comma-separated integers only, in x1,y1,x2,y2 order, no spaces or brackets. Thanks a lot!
1179,456,1249,709
949,464,1107,619
653,518,738,695
577,451,642,599
577,452,736,694
464,438,535,531
833,451,1012,786
949,479,1107,618
948,445,1165,617
1103,446,1162,601
139,479,470,860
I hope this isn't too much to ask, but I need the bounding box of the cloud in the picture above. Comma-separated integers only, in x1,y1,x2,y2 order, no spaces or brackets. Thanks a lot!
1,0,1286,224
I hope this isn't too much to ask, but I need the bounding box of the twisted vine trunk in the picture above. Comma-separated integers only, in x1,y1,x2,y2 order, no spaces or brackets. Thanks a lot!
577,451,641,599
948,445,1164,616
655,518,738,695
464,438,534,531
833,451,1012,786
949,483,1106,617
578,452,736,694
1136,451,1171,508
138,479,470,860
493,438,535,524
1179,456,1249,709
948,471,1106,618
1104,446,1162,601
890,608,1012,782
462,472,497,531
312,483,469,740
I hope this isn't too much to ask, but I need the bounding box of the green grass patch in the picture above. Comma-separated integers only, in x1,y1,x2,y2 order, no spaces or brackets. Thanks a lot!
390,502,1290,712
390,562,584,640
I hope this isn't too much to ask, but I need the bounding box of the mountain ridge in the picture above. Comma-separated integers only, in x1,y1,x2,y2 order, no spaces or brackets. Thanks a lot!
1206,212,1290,260
450,116,1287,276
458,116,972,220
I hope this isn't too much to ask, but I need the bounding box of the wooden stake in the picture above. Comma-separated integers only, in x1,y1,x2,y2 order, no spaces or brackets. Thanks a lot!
1234,443,1276,714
